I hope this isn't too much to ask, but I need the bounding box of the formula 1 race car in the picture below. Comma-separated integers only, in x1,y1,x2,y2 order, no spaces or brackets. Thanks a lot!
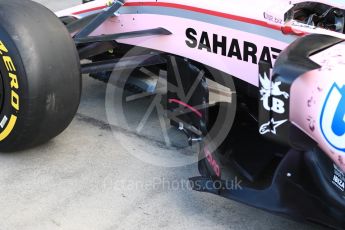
1,0,345,228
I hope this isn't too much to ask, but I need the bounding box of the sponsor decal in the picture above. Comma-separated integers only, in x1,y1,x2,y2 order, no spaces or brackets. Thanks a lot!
320,82,345,152
259,72,289,114
259,72,289,136
0,40,19,141
259,118,287,135
0,41,19,112
332,164,345,191
185,28,281,68
291,20,316,29
263,12,283,25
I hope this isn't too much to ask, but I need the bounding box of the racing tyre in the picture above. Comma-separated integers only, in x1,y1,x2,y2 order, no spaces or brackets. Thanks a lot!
0,0,81,151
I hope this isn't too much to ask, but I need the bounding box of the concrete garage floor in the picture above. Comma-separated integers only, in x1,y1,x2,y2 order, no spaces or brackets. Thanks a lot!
0,1,327,229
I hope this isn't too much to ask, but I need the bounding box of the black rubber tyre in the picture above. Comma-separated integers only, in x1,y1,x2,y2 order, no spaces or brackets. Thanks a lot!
0,0,81,151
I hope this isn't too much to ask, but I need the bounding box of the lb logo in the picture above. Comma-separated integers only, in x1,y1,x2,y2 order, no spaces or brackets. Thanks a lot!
320,83,345,151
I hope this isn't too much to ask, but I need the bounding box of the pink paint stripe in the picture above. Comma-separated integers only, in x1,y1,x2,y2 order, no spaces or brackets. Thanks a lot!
168,99,202,118
72,2,282,32
72,6,106,15
72,2,308,36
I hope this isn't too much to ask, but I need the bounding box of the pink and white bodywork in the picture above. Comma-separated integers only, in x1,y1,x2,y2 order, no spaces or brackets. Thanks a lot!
57,0,345,85
58,1,345,170
291,43,345,171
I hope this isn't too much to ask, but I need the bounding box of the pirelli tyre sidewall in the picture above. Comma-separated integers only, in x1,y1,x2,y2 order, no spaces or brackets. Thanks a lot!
0,27,27,147
0,0,81,151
